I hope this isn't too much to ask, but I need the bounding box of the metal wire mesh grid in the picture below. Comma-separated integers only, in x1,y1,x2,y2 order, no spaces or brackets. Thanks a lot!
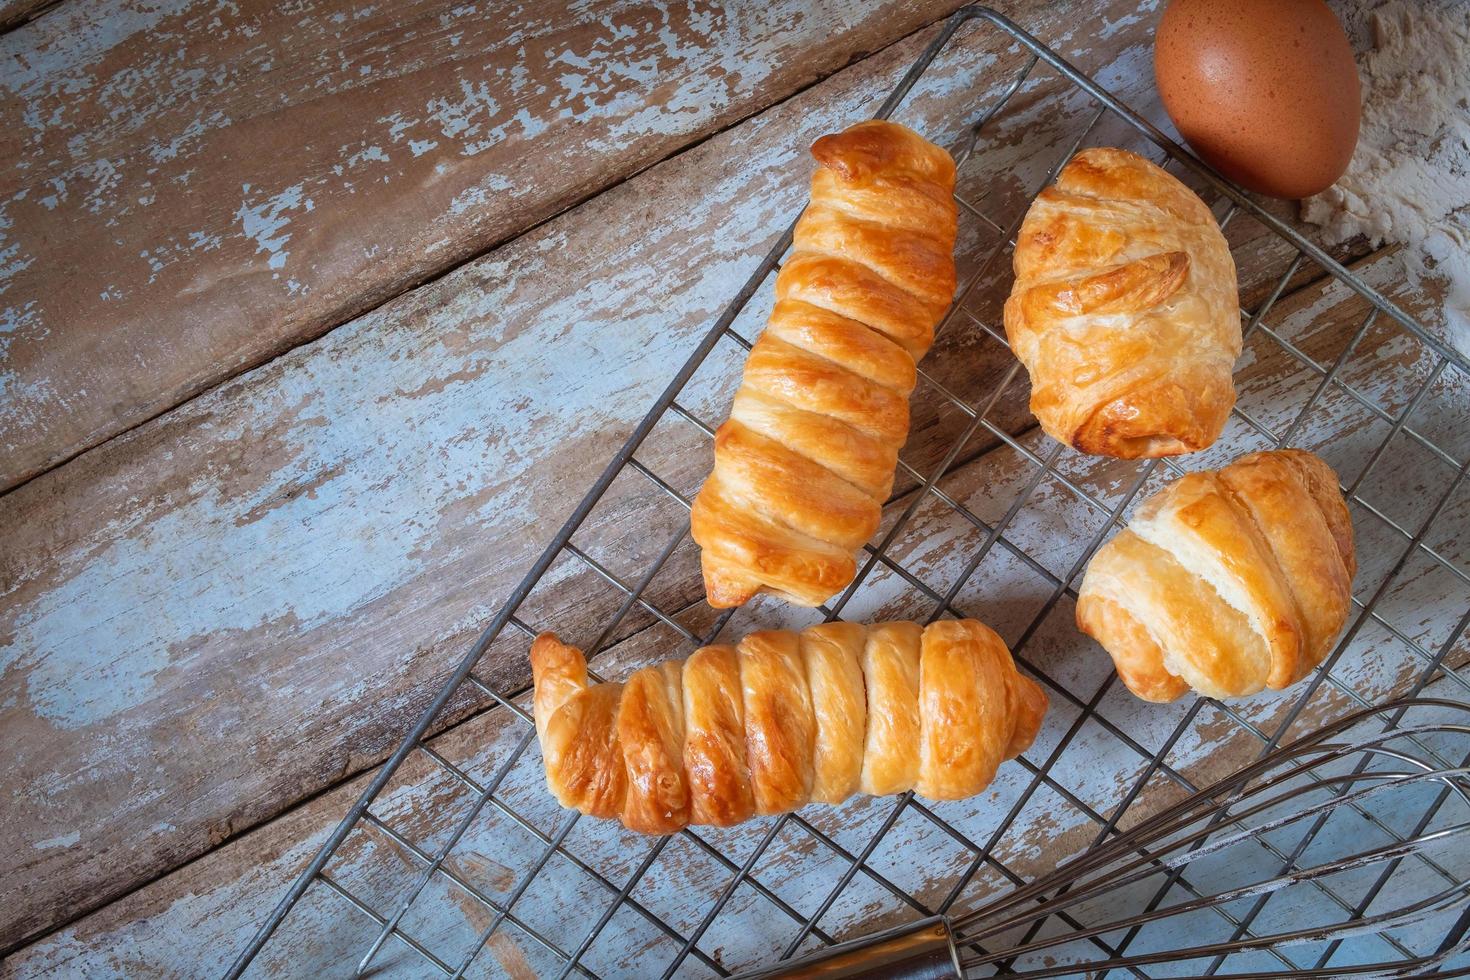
229,7,1470,978
940,698,1470,978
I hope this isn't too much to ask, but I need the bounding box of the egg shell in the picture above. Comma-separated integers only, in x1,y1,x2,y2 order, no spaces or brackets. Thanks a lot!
1154,0,1361,199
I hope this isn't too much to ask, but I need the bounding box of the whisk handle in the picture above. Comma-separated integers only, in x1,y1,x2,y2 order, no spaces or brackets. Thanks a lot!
733,916,961,979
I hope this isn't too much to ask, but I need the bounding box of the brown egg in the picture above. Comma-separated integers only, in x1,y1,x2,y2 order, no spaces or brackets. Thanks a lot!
1154,0,1360,199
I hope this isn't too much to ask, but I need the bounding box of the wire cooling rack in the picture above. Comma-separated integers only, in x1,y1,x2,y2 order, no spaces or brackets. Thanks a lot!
229,7,1470,978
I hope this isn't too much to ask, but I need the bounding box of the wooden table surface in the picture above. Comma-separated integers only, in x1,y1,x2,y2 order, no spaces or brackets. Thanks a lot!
2,0,1466,976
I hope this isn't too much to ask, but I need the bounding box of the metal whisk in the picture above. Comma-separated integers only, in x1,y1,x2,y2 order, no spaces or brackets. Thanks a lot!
739,698,1470,979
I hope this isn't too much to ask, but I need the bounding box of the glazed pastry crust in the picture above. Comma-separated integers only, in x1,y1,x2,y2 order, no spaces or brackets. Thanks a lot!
858,621,923,797
1076,449,1357,701
1004,147,1241,458
915,620,1047,799
618,661,689,834
530,620,1046,833
682,645,755,827
692,120,958,608
801,622,868,804
739,630,817,816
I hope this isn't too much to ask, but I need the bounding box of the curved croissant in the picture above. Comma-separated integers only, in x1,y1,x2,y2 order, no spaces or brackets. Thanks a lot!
691,120,958,608
1076,449,1356,702
1004,147,1240,458
530,619,1046,834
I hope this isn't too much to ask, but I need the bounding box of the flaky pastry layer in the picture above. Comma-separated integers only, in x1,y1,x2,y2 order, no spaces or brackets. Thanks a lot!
531,619,1046,834
691,119,958,607
1077,449,1356,701
1004,147,1241,458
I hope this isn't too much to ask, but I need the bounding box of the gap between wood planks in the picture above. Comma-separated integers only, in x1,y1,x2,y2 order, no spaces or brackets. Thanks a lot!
0,5,961,502
1,2,1393,956
0,0,58,36
3,2,1169,953
3,419,1041,961
1,245,1353,959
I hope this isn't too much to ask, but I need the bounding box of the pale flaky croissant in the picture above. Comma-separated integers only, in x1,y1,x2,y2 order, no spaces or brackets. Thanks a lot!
1004,147,1241,458
691,120,958,608
1076,449,1356,702
530,620,1046,834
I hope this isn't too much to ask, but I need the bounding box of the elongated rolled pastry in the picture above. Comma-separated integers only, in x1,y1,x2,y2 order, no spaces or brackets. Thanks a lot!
1076,449,1356,701
530,619,1046,834
691,120,958,608
1004,147,1240,458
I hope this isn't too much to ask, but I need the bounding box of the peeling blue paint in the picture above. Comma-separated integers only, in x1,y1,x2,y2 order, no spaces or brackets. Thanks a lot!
236,183,314,276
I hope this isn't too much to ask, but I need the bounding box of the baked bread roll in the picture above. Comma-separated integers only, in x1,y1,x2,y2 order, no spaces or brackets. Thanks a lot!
1003,147,1240,458
691,120,958,608
1076,449,1356,701
530,619,1046,834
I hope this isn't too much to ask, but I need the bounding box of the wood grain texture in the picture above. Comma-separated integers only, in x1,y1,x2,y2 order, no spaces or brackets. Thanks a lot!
0,0,1437,965
8,686,1461,980
0,0,1195,951
0,0,980,493
5,266,1465,973
0,0,49,33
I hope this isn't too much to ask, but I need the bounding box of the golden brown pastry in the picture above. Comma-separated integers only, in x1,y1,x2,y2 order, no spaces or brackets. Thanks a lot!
1003,147,1241,458
531,619,1046,834
1076,449,1356,701
691,120,958,608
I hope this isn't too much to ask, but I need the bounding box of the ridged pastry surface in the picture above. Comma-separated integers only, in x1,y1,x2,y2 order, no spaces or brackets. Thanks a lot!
1076,449,1356,701
530,619,1046,834
1004,147,1240,459
692,119,958,608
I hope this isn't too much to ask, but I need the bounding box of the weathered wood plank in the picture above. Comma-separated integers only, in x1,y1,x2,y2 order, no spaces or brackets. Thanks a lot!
6,254,1464,972
0,0,988,493
0,0,49,34
10,683,1463,980
0,0,1202,951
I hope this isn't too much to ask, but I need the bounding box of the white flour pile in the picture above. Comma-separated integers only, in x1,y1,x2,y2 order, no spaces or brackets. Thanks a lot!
1303,1,1470,355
